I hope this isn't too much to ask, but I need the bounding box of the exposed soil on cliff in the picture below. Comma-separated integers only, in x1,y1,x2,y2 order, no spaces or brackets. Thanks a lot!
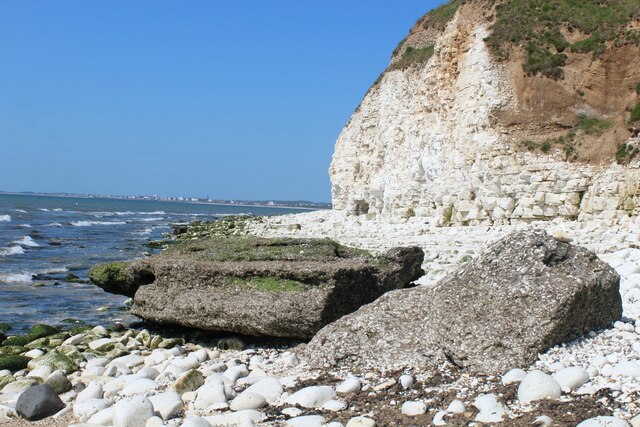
384,0,640,165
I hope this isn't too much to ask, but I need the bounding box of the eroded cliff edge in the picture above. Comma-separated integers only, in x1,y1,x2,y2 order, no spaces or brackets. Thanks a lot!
330,0,640,224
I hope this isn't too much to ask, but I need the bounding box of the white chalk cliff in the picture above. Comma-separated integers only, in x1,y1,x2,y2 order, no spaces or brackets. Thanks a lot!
329,4,640,225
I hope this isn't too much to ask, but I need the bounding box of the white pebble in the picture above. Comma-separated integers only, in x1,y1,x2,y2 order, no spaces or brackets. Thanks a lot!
447,399,465,414
182,416,213,427
76,381,103,403
322,399,347,411
74,398,111,422
113,396,155,427
336,377,361,394
601,364,614,377
401,400,426,416
502,368,526,385
612,360,640,378
399,374,414,389
346,416,376,427
148,391,183,420
285,385,335,409
287,415,324,427
517,370,562,403
473,394,505,423
230,392,267,411
432,410,447,425
552,367,590,391
577,416,631,427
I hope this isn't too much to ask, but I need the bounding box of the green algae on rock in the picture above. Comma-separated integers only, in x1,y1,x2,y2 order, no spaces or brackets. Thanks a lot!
27,349,78,374
88,261,154,298
0,355,30,372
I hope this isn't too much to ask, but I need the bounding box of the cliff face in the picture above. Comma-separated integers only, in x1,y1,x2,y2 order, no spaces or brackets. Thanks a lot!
330,1,640,224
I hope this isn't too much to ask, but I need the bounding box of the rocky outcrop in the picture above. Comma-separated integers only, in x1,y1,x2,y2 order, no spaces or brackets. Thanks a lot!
330,1,640,224
90,237,424,338
305,230,621,374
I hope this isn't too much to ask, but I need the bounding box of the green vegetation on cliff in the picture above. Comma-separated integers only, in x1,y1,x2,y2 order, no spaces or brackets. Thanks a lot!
487,0,640,78
395,0,640,79
421,0,467,31
389,45,435,71
521,114,613,160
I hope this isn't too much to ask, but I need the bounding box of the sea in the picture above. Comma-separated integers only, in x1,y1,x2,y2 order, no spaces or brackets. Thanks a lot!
0,193,307,334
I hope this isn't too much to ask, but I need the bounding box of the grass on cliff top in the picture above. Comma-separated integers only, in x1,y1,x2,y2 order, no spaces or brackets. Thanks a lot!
166,236,375,263
486,0,640,78
411,0,640,79
421,0,467,31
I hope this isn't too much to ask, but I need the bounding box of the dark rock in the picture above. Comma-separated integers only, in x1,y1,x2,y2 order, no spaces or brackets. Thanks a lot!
0,355,30,371
72,381,86,393
92,237,424,339
16,384,65,421
64,273,85,283
305,230,621,375
45,372,72,395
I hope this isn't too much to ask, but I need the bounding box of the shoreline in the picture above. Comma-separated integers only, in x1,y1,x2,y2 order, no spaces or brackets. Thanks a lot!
0,192,329,212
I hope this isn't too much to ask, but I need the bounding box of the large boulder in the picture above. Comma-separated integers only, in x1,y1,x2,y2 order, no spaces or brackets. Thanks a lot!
16,384,65,421
305,230,621,374
91,237,424,338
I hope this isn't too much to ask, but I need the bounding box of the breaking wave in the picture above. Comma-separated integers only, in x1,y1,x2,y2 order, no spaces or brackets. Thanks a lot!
0,273,33,283
0,246,25,256
71,220,127,227
14,236,39,247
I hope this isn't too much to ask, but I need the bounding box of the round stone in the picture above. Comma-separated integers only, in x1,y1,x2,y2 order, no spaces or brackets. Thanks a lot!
517,370,562,404
401,400,426,416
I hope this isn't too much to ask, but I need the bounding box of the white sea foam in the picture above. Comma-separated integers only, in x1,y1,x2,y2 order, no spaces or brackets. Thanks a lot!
44,267,68,274
14,209,27,213
133,227,154,236
45,222,63,227
0,215,11,222
38,208,49,212
71,220,127,227
137,217,163,222
18,224,32,228
14,236,39,247
0,246,25,256
52,208,63,212
0,272,33,283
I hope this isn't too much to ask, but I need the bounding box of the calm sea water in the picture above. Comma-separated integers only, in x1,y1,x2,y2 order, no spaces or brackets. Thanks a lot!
0,194,306,333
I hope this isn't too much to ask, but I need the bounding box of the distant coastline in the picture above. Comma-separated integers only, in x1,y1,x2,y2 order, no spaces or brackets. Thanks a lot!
0,191,331,211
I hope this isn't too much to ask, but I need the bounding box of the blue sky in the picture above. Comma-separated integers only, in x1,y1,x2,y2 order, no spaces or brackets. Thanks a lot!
0,1,443,202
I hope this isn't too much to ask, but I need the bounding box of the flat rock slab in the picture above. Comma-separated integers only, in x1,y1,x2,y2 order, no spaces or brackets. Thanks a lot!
305,230,621,374
90,237,424,338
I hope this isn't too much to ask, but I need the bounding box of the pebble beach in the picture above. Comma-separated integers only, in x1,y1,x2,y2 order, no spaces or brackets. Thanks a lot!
1,210,640,426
